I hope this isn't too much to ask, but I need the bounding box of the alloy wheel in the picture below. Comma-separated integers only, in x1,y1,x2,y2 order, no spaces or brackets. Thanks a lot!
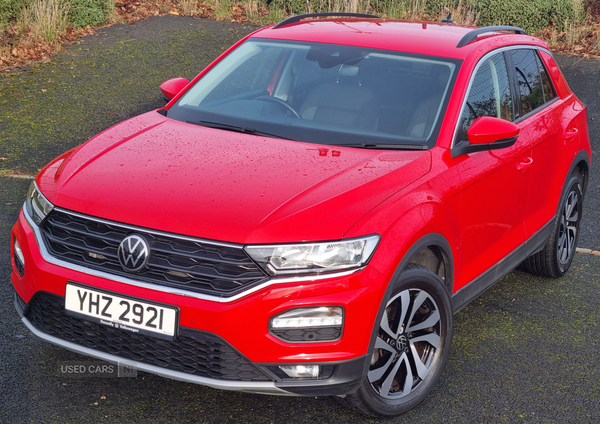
557,189,579,270
369,288,441,399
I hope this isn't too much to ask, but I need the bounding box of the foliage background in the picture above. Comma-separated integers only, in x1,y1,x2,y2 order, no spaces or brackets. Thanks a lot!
1,0,599,71
1,0,114,28
68,0,114,27
269,0,583,33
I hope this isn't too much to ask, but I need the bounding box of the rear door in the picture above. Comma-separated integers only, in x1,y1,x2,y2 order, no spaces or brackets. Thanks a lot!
506,48,569,236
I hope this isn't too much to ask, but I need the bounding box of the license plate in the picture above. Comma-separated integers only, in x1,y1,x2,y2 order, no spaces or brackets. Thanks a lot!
65,283,178,341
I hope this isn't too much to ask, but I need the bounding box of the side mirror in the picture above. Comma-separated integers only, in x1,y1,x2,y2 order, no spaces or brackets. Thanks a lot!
160,78,190,102
452,116,520,157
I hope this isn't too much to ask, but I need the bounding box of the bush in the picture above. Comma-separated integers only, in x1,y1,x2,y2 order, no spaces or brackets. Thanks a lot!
473,0,575,33
267,0,576,33
68,0,113,27
589,0,600,17
0,0,30,28
268,0,315,15
425,0,459,15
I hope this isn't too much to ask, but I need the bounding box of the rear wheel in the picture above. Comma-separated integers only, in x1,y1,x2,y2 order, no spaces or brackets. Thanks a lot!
521,175,583,278
339,264,452,416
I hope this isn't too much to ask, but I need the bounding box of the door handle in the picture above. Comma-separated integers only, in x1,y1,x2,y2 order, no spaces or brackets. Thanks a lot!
565,128,579,140
517,157,534,171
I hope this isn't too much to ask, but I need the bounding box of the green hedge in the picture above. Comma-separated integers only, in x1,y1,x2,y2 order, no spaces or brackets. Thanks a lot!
0,0,29,29
268,0,318,15
477,0,575,33
268,0,578,33
69,0,113,27
1,0,112,29
1,0,581,34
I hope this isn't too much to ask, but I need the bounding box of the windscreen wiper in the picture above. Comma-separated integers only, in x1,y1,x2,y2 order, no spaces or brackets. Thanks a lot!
187,120,292,140
338,142,428,150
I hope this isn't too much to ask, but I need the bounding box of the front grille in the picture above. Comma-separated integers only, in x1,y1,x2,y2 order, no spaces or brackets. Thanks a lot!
40,209,268,297
26,292,271,381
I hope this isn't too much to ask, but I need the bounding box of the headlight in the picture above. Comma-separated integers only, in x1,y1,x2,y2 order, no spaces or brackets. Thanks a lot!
25,182,54,226
244,235,379,276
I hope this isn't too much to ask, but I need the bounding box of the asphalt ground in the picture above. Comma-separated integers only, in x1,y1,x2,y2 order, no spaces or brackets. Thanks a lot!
1,16,600,423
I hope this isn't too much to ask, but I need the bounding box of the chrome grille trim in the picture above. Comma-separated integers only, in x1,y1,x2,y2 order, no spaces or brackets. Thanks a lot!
39,208,267,297
24,206,362,303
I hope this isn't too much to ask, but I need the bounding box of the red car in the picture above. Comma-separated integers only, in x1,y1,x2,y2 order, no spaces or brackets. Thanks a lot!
11,13,590,416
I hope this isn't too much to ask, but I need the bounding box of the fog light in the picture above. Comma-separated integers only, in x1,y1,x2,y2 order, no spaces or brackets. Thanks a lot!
270,307,344,342
279,365,320,378
271,307,343,328
13,238,25,276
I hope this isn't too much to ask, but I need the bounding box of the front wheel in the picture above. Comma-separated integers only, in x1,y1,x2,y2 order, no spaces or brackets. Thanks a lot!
339,264,453,416
520,175,583,278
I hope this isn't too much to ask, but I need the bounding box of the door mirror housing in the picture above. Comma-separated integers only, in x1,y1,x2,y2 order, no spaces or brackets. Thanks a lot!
452,116,520,157
160,78,190,102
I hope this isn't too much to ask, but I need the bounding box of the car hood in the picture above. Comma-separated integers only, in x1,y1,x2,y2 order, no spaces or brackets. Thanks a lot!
38,111,432,244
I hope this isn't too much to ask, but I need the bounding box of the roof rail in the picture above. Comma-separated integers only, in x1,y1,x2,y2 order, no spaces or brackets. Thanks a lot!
457,26,527,48
273,12,380,29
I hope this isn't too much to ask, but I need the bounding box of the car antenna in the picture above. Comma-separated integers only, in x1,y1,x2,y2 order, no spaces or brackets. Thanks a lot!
442,13,454,24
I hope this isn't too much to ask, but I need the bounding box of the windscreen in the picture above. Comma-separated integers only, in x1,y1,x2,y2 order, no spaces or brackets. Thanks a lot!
167,39,459,148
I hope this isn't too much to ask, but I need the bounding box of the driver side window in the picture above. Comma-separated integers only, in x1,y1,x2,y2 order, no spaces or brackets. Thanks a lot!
460,52,512,141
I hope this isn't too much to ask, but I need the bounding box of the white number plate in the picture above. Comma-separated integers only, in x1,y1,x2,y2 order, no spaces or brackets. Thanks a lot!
65,284,178,340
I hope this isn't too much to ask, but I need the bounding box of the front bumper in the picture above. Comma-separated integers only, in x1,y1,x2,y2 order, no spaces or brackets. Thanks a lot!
14,290,368,396
11,208,385,396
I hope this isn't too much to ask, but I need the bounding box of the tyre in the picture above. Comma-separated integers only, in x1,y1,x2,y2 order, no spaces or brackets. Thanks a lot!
521,175,583,278
339,264,453,416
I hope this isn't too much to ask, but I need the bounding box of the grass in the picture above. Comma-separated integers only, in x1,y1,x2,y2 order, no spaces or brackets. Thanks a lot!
179,0,202,16
22,0,70,43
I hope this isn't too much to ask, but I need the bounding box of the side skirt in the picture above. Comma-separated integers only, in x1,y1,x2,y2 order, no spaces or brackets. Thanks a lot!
451,219,554,313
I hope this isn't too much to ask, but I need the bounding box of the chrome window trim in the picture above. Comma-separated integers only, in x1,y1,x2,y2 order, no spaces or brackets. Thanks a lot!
23,205,363,303
512,96,560,125
451,45,556,150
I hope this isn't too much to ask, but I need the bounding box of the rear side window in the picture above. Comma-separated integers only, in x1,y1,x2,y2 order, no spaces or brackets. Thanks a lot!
460,52,512,140
509,49,556,117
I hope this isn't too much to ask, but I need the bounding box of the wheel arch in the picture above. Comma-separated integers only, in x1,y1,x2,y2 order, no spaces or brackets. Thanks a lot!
569,150,590,197
555,150,590,219
365,233,455,359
